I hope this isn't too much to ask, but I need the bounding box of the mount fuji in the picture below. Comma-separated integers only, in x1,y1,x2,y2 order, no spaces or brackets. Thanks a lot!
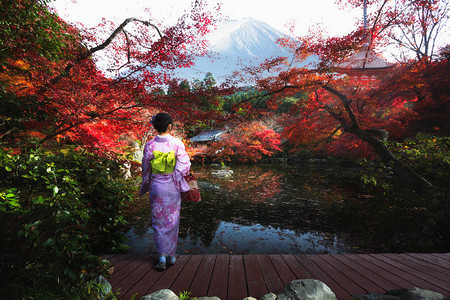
174,18,301,84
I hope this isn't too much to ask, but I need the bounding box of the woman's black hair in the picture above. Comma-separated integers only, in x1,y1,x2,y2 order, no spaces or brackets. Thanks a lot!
152,112,173,133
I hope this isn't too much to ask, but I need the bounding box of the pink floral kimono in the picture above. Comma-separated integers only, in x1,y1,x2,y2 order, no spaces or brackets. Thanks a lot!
140,135,191,256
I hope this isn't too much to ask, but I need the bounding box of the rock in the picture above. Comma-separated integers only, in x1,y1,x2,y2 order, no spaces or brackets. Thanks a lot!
242,297,257,300
211,169,234,178
98,275,112,300
196,297,221,300
277,279,337,300
133,146,143,162
198,181,221,191
395,287,447,300
140,289,179,300
260,293,277,300
353,287,448,300
120,161,132,179
352,293,398,300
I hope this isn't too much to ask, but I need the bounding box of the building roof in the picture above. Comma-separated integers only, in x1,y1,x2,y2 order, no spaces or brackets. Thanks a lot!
337,49,393,69
190,129,227,143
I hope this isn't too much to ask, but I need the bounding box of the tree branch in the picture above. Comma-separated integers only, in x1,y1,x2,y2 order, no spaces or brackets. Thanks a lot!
50,18,163,86
321,84,359,130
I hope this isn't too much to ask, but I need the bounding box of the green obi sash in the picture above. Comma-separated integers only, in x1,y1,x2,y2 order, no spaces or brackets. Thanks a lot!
151,150,176,174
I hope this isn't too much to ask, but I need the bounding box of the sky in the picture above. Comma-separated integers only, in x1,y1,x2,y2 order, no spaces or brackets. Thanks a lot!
51,0,363,37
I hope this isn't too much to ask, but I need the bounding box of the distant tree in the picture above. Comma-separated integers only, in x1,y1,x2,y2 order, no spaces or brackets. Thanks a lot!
180,79,191,91
202,72,216,89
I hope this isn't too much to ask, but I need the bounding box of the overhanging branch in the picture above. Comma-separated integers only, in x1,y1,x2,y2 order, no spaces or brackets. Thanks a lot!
50,18,163,86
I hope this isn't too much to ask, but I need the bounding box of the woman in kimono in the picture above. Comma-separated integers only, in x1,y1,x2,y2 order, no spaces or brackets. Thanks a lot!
140,113,191,270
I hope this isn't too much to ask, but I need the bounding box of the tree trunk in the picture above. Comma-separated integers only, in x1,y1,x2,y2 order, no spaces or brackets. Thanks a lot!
357,128,433,192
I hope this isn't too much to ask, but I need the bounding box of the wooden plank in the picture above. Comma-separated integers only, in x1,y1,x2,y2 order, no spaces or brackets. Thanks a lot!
120,259,163,300
111,256,154,297
332,254,400,292
294,254,352,300
256,254,285,294
346,254,414,289
170,255,202,295
322,254,385,294
228,255,248,300
268,255,297,286
396,254,450,278
109,254,141,274
105,253,450,300
244,254,268,299
375,254,450,293
405,253,450,274
208,254,229,300
109,255,148,287
103,254,120,274
362,254,447,294
307,254,366,296
412,253,450,267
280,254,312,279
430,253,450,262
189,254,216,298
146,255,190,295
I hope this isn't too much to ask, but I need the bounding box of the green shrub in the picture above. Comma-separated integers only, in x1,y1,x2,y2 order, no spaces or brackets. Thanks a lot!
0,146,134,298
389,133,450,190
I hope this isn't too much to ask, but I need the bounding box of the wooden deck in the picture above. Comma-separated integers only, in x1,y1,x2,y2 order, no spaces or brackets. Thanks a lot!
102,253,450,300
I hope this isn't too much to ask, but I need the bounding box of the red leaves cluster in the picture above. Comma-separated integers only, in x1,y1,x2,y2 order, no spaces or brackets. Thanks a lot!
208,121,282,162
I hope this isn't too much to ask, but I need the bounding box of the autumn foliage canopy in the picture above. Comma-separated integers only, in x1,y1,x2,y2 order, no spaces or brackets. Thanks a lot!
1,0,228,157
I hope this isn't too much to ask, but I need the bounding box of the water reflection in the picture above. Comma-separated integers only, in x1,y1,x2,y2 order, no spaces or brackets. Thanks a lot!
127,221,353,254
125,164,360,254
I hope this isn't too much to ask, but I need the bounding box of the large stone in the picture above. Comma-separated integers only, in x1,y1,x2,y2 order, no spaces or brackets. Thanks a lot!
211,169,234,178
98,275,112,300
395,287,447,300
242,297,257,300
277,279,337,300
353,287,447,300
198,181,221,191
195,297,221,300
260,293,277,300
352,293,399,300
140,289,179,300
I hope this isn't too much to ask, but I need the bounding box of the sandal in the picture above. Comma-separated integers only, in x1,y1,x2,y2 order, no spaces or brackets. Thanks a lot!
155,256,166,270
167,256,176,265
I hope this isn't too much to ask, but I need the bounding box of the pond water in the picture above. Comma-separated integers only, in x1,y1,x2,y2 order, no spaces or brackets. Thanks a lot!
125,162,372,254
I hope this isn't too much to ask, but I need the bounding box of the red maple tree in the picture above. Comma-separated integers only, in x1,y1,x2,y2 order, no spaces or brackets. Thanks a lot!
237,0,449,190
1,0,225,157
207,120,282,162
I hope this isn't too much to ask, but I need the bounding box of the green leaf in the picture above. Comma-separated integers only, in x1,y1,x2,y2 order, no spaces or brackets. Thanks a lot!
32,196,46,204
53,186,59,196
43,238,54,247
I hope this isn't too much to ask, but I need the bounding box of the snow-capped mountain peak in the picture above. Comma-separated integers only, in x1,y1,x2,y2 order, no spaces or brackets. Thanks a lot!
176,18,293,83
209,18,287,58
